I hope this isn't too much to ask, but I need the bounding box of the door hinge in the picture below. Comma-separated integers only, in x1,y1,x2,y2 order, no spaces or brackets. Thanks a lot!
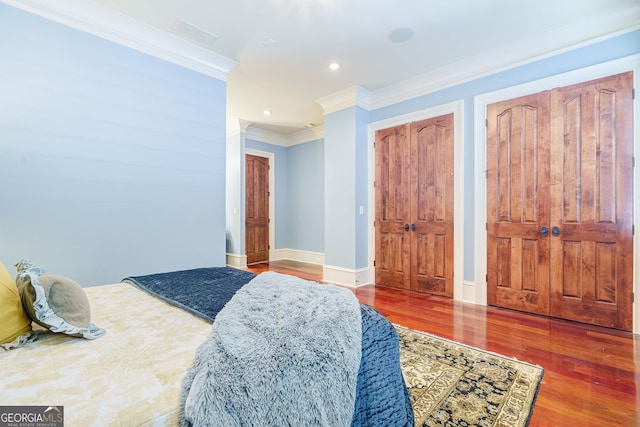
373,260,376,267
485,274,488,283
485,118,488,127
485,222,488,231
633,292,635,303
633,88,636,100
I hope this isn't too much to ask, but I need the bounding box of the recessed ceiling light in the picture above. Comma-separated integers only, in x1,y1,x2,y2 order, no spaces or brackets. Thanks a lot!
329,62,341,71
263,110,272,116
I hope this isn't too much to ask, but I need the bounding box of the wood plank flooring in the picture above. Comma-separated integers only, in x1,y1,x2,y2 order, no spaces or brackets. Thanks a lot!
245,260,640,427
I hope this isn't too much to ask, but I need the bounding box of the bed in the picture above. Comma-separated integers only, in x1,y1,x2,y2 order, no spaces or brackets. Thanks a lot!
0,264,413,427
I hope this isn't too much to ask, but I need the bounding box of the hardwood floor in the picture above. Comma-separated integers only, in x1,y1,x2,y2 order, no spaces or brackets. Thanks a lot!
246,260,640,427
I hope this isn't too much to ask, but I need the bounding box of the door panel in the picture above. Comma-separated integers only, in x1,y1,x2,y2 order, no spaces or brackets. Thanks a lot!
411,114,454,296
245,154,269,265
549,72,634,330
375,125,412,289
487,92,551,315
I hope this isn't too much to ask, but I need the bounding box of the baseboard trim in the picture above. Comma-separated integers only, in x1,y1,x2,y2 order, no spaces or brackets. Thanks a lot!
323,265,372,287
461,280,477,304
272,249,325,265
226,253,247,269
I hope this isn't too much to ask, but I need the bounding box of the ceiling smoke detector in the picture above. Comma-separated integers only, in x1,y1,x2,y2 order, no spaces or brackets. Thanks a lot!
174,19,218,45
387,27,415,43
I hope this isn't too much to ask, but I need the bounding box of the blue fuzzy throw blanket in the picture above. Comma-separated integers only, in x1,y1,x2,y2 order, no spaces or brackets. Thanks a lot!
180,272,362,426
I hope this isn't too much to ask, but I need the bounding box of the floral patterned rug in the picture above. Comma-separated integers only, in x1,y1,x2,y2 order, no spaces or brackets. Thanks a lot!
396,326,543,427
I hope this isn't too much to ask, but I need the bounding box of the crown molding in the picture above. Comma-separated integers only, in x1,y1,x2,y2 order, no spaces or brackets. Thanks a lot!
286,125,325,146
245,127,288,147
317,86,371,116
245,125,326,147
3,0,238,81
369,10,640,111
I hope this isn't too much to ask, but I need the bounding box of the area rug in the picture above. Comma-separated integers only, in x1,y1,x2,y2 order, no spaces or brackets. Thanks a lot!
395,326,543,427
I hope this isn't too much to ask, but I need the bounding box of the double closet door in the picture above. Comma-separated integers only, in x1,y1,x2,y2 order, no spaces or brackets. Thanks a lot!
375,114,454,297
486,72,634,330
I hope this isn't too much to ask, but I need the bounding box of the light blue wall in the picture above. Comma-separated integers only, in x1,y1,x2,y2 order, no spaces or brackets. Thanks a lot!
288,139,324,253
226,133,243,254
354,107,370,269
0,4,228,285
324,107,359,269
370,29,640,281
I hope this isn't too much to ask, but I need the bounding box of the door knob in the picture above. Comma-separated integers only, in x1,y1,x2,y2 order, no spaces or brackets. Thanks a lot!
404,224,410,231
552,226,561,237
539,226,549,237
411,224,417,231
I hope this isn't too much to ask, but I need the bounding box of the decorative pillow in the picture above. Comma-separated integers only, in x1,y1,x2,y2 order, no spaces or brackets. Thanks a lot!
15,258,105,340
0,261,34,350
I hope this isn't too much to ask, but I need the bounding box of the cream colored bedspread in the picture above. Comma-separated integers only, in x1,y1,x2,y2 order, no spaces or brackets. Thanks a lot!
0,282,212,426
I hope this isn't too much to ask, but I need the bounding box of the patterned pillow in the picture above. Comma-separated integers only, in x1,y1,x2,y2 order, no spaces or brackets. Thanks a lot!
0,261,33,350
15,259,105,340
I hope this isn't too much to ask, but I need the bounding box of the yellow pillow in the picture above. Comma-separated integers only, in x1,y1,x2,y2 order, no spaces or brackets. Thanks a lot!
0,261,33,347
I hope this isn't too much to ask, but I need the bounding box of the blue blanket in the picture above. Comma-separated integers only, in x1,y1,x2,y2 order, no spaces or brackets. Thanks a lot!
123,267,256,322
123,267,413,426
353,304,413,426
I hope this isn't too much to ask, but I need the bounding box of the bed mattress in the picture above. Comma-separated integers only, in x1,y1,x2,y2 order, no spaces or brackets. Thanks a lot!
0,282,211,426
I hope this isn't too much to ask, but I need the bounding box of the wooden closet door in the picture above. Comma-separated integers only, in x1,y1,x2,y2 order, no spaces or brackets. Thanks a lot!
487,91,551,315
549,72,634,330
245,154,270,265
375,124,412,289
410,114,454,296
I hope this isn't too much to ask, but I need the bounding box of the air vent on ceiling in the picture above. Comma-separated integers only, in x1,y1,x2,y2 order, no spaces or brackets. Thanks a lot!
174,19,218,45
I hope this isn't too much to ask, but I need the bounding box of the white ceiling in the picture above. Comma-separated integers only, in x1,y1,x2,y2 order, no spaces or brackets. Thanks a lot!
14,0,640,136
